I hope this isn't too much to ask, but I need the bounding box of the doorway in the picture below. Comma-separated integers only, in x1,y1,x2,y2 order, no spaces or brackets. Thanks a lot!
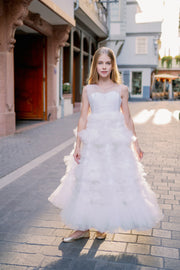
14,33,47,122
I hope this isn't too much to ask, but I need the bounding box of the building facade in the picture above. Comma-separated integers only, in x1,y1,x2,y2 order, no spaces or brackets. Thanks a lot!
0,0,75,137
58,0,108,117
152,0,180,100
103,0,161,100
0,0,108,137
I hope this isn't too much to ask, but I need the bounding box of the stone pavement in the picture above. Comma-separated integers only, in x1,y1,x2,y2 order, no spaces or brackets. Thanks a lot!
0,100,180,270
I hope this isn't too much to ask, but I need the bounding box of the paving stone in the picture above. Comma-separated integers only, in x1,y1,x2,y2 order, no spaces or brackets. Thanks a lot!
159,204,172,210
40,245,63,257
152,229,171,238
0,101,180,270
0,114,79,178
164,258,180,270
163,209,180,217
172,204,180,210
162,222,180,231
169,216,180,223
113,234,137,243
131,230,152,236
172,231,180,240
96,241,126,252
137,236,161,246
160,194,175,200
0,265,27,270
40,256,73,269
0,241,41,254
164,199,179,205
0,251,44,267
162,238,180,249
69,258,97,270
126,243,150,255
94,260,139,270
138,267,158,270
137,254,163,268
93,250,138,264
151,246,179,259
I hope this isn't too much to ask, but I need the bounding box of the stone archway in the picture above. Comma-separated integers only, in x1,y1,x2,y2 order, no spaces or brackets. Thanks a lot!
83,37,89,86
73,31,81,104
0,0,32,136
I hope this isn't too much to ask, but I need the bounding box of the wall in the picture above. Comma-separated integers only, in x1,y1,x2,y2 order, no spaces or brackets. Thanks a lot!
51,0,74,19
117,35,158,67
126,2,161,34
120,67,152,99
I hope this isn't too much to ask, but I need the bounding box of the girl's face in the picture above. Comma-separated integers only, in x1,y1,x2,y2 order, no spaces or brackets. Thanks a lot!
96,53,112,79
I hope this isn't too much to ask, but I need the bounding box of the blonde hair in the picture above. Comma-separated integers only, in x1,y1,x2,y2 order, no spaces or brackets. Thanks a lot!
88,47,121,85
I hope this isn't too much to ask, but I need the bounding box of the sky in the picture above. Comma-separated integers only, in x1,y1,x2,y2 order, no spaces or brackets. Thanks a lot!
136,0,180,57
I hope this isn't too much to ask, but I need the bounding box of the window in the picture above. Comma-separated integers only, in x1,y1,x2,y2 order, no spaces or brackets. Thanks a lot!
132,72,142,95
110,3,120,21
136,37,148,54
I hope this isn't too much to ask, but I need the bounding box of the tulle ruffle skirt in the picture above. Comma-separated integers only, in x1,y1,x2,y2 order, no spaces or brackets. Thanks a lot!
48,111,162,232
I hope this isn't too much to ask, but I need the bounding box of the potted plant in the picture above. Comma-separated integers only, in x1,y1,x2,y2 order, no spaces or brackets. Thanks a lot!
161,56,172,68
63,82,71,94
175,55,180,66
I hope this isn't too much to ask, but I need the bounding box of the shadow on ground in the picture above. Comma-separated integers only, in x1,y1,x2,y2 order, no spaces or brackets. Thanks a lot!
40,238,139,270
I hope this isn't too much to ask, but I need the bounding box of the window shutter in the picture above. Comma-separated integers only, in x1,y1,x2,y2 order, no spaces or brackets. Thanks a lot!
136,37,148,54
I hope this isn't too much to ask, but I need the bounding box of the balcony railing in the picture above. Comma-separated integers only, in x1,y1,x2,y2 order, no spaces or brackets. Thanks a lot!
75,0,107,27
158,58,180,70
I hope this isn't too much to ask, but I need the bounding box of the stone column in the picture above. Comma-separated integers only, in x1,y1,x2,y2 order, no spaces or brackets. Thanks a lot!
47,25,71,120
168,80,173,100
69,30,74,94
0,0,32,136
79,31,83,96
88,39,92,75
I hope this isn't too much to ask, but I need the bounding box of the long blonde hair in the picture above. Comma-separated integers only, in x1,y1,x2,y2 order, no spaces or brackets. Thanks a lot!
88,47,121,85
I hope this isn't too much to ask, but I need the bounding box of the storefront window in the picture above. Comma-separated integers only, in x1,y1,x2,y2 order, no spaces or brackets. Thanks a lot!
172,79,180,92
132,72,142,95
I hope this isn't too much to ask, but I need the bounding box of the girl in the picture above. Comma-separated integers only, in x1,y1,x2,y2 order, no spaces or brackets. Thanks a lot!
48,47,162,242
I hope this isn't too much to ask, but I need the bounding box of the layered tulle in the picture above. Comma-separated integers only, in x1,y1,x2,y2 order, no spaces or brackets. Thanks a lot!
48,111,162,233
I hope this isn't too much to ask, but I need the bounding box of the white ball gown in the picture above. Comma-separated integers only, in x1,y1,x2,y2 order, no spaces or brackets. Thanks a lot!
48,84,163,233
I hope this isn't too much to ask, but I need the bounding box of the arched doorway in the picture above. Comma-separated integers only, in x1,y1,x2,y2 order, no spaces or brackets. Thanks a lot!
73,31,81,104
14,29,47,122
83,37,89,86
63,35,70,89
91,43,96,59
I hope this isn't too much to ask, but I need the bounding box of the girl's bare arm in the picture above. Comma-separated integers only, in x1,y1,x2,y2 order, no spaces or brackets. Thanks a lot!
121,85,143,160
74,86,89,163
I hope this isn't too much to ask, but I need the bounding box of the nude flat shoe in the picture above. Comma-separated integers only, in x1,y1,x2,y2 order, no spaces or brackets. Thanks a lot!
96,231,107,240
62,230,90,243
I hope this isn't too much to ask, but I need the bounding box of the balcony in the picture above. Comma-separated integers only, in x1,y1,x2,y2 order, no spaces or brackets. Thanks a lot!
158,58,180,70
74,0,108,37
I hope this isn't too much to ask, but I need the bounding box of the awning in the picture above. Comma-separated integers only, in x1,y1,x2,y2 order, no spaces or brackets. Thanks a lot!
154,74,179,80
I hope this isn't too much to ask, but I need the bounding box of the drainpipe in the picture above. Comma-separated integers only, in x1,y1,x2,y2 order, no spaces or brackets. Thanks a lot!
74,0,79,11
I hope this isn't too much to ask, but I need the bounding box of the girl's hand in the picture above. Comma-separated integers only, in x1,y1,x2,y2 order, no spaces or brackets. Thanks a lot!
133,141,144,160
73,146,81,164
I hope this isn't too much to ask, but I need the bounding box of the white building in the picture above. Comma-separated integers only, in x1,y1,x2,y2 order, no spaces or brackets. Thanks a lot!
104,0,162,100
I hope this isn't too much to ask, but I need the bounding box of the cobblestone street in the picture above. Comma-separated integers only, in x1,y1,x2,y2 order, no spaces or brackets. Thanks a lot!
0,100,180,270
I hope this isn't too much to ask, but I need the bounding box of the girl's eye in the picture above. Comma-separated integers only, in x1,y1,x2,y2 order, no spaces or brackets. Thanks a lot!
98,62,111,65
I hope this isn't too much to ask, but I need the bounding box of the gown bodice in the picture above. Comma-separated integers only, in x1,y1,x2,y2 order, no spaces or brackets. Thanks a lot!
87,84,122,114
